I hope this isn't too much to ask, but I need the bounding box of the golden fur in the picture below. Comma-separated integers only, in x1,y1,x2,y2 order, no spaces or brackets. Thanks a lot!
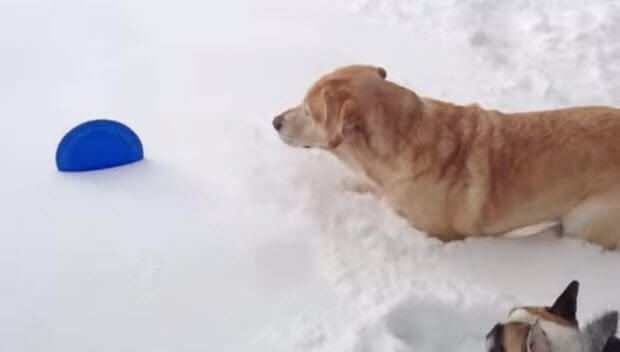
274,65,620,248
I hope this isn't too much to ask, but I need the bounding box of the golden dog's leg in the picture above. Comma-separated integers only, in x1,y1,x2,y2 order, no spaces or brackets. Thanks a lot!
427,232,467,242
505,221,563,241
562,196,620,250
530,223,564,240
340,175,378,194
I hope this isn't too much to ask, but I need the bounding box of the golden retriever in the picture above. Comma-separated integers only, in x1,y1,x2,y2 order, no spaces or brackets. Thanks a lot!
273,65,620,249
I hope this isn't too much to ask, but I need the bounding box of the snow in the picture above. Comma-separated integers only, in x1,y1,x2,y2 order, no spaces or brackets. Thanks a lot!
2,0,620,351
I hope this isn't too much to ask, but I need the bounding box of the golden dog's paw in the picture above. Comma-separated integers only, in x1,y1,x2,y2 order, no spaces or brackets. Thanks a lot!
341,176,377,194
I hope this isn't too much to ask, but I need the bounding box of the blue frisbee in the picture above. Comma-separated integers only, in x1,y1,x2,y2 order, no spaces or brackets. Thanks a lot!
56,119,144,172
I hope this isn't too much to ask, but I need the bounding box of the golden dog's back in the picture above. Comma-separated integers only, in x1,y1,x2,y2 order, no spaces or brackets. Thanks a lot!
472,105,620,234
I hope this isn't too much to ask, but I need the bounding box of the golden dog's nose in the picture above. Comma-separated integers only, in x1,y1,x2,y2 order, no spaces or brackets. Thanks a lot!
272,115,284,131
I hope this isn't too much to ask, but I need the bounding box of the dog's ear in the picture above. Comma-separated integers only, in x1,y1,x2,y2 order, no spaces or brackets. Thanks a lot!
321,86,359,149
376,66,387,79
485,323,504,352
548,281,579,323
527,321,551,352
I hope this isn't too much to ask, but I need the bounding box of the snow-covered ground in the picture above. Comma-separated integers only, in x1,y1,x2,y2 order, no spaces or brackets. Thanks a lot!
2,0,620,351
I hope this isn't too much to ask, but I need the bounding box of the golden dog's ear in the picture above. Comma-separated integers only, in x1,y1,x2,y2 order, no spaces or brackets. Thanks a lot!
377,66,387,79
321,87,358,149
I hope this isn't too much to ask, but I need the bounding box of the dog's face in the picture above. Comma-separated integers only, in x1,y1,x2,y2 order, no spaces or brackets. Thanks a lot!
486,281,581,352
486,321,550,352
272,65,387,149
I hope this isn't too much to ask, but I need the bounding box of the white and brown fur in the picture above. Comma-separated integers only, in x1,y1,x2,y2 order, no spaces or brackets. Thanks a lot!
273,65,620,248
486,281,620,352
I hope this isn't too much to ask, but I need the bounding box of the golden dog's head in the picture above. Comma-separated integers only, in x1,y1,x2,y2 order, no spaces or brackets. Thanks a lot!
272,65,387,149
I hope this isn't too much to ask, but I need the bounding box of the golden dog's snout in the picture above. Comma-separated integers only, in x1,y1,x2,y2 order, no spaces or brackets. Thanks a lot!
272,114,284,131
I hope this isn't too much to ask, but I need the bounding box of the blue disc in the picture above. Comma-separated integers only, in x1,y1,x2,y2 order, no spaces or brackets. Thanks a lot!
56,119,144,172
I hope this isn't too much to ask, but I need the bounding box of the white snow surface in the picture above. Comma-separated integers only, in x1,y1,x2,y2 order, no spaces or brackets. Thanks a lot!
2,0,620,351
